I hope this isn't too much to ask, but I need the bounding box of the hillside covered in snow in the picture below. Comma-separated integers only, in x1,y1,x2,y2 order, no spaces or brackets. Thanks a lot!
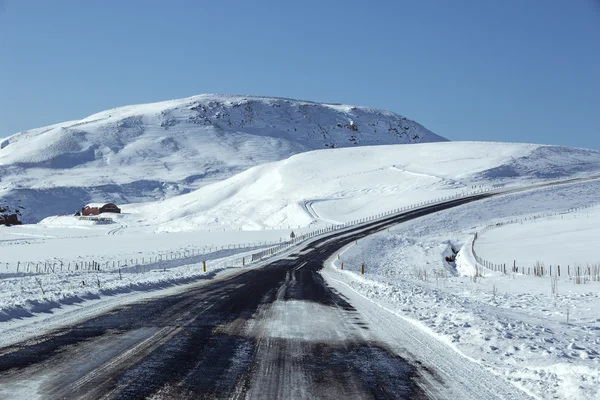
0,94,445,222
128,141,600,232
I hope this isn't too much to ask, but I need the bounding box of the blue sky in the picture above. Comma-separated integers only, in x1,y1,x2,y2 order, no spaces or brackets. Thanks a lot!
1,0,599,148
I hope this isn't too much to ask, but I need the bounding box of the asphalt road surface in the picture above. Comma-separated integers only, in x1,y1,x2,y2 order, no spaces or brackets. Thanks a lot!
0,193,531,399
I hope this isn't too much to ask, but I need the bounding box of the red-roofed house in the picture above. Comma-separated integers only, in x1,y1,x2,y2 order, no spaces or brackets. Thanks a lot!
82,203,121,216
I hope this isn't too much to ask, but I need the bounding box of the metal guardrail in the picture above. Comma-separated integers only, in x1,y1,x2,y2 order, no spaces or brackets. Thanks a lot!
248,186,502,262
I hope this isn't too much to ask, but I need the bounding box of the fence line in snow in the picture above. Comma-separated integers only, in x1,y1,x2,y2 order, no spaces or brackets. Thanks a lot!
471,203,600,280
0,241,279,278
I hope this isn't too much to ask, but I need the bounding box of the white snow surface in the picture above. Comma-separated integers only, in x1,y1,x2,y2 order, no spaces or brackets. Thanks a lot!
476,208,600,269
128,141,600,233
324,179,600,400
0,94,445,222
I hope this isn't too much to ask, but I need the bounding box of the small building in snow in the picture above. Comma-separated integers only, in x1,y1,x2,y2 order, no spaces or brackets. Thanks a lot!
82,203,121,216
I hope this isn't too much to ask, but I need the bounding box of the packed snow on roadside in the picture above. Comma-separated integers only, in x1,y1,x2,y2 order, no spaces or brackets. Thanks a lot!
0,219,306,327
0,236,270,321
323,179,600,400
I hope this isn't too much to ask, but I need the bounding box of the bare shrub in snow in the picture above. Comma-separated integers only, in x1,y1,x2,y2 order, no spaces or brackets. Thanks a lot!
592,264,600,282
413,267,429,282
534,261,545,277
434,269,449,288
574,267,580,284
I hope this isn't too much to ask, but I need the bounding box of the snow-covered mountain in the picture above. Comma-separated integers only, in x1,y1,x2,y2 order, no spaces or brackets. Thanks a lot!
0,94,446,222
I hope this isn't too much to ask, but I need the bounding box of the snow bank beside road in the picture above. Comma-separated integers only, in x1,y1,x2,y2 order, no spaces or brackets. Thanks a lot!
322,180,600,400
0,246,262,325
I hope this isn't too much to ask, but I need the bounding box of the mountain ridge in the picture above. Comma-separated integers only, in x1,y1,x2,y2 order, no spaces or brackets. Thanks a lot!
0,94,446,222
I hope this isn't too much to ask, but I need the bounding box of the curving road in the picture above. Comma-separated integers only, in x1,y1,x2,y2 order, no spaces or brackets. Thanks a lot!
107,220,128,236
301,199,343,225
3,178,596,399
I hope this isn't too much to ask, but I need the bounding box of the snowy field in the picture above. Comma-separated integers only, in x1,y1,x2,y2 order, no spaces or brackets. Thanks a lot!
1,141,600,399
0,218,310,326
0,215,301,270
476,206,600,271
323,179,600,400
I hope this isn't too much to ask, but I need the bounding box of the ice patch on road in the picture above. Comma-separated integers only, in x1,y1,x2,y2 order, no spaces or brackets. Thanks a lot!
246,300,353,342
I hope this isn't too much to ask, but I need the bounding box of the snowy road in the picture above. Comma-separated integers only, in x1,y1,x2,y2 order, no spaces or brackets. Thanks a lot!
0,247,425,399
0,192,537,399
301,199,342,225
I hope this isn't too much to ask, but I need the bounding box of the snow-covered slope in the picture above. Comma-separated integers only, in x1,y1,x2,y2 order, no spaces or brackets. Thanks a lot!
129,141,600,232
0,94,445,222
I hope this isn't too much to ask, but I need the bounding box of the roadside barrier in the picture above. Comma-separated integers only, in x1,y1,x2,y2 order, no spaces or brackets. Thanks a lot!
248,184,502,263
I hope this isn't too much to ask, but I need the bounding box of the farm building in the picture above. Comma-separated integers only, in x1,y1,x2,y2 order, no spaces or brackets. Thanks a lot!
82,203,121,216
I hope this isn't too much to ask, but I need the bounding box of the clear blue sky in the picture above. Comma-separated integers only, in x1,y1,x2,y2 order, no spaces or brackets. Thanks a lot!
1,0,599,148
